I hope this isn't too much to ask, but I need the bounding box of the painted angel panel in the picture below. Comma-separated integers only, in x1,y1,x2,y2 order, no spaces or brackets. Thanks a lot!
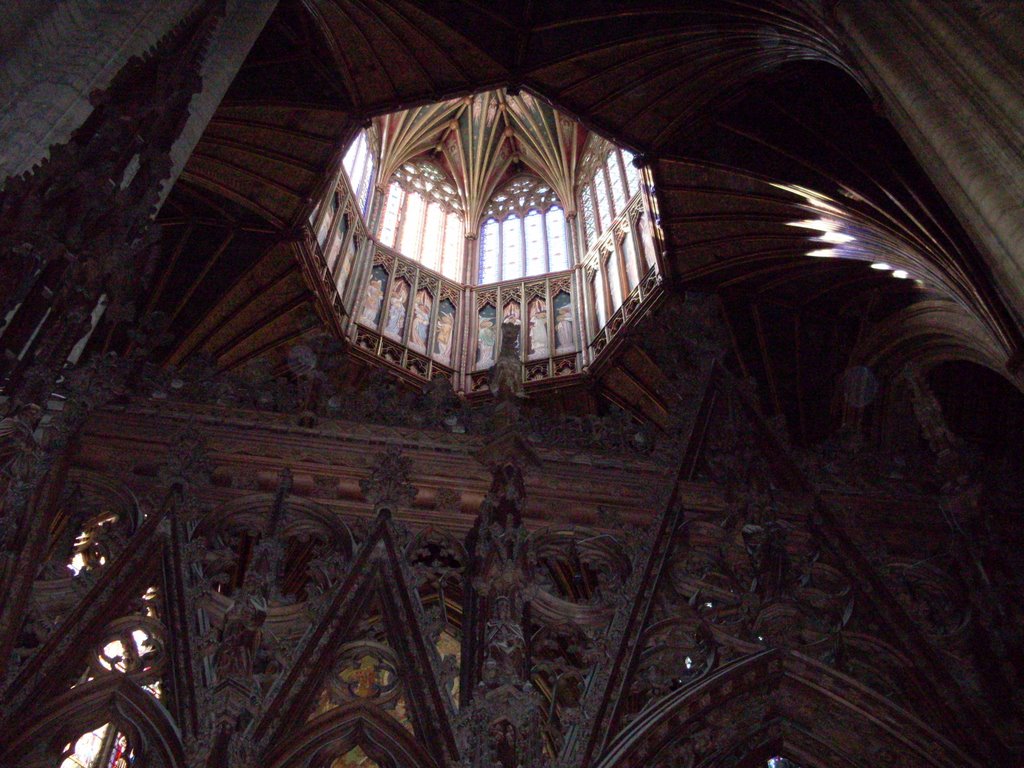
384,278,410,340
359,265,388,328
408,288,433,354
477,304,497,369
554,291,574,352
527,296,549,358
433,299,456,365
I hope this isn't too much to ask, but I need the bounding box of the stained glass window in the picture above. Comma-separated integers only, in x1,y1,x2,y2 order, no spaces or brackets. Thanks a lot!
524,211,545,277
546,207,568,272
622,150,642,198
60,725,135,768
479,219,500,284
594,171,612,232
342,130,377,218
378,185,403,248
377,161,464,278
398,191,425,258
581,184,597,246
502,216,523,280
478,176,567,283
442,212,463,280
606,151,627,214
421,202,444,271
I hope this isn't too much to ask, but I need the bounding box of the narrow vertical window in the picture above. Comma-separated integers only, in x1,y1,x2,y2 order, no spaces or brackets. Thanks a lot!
479,219,500,284
442,211,462,280
398,192,425,258
606,151,627,214
622,150,642,198
524,210,546,277
502,215,522,280
357,152,375,214
581,184,597,245
378,183,403,247
421,203,443,271
546,207,568,272
594,171,612,232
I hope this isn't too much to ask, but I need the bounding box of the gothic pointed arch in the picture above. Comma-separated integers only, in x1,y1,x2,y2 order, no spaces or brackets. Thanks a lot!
593,650,973,768
265,700,439,768
250,513,460,768
0,674,185,768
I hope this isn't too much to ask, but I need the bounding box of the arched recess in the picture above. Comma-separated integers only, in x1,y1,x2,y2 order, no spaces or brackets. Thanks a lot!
265,700,439,768
0,674,185,768
850,299,1021,392
594,650,977,768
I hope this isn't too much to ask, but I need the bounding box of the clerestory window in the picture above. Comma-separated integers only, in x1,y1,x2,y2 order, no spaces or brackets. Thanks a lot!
579,148,643,249
377,161,464,281
477,176,569,284
342,129,376,217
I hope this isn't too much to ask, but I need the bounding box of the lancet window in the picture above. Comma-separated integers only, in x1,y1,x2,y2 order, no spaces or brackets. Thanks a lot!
377,161,464,281
477,176,569,284
578,148,642,249
342,129,376,217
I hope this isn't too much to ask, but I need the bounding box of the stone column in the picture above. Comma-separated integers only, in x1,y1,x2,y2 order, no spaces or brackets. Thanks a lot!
834,0,1024,328
0,0,280,196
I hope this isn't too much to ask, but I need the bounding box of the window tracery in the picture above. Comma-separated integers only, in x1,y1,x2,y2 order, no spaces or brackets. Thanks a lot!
60,724,135,768
477,176,569,284
578,146,643,249
377,161,464,280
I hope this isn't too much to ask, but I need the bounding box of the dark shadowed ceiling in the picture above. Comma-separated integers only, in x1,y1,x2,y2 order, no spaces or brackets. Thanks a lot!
94,0,1024,448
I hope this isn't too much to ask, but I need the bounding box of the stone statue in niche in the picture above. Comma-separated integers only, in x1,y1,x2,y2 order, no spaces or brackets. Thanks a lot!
489,321,525,400
215,593,267,681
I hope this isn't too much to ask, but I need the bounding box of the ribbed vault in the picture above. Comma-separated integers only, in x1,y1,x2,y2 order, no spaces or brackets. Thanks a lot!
116,0,1024,447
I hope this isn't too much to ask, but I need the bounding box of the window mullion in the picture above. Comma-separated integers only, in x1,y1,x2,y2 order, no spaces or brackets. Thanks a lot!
497,216,504,283
520,213,527,279
541,208,550,274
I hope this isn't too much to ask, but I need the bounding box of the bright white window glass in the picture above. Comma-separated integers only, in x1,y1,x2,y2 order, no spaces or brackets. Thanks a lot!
594,171,612,232
623,150,642,198
524,210,546,277
594,270,607,329
343,131,366,181
581,185,597,245
546,207,568,271
378,183,403,247
502,215,523,280
357,153,375,214
421,202,443,271
442,211,462,280
479,219,500,283
61,725,111,768
622,230,640,289
606,152,627,214
399,192,425,258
